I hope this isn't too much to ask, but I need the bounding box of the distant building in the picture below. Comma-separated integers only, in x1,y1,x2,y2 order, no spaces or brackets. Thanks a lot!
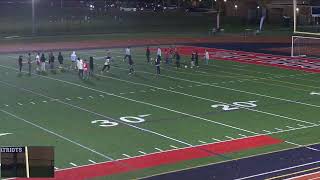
223,0,314,24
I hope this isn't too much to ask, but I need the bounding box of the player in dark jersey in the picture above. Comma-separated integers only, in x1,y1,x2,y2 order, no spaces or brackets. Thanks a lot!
128,55,134,75
175,51,181,69
195,51,199,67
155,55,161,75
89,56,94,75
18,55,23,72
58,52,64,69
146,46,151,63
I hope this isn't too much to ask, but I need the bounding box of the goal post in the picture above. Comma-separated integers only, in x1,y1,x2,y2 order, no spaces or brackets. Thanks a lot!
291,35,320,58
293,0,320,35
292,0,320,58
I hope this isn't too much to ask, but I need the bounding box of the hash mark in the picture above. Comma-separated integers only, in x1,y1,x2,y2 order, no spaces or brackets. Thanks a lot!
211,138,221,142
238,134,247,137
138,151,147,155
77,97,83,100
69,162,77,167
88,159,96,164
170,145,178,149
17,103,23,106
262,130,272,134
225,136,234,140
122,154,131,158
30,102,36,105
155,148,163,152
198,140,207,144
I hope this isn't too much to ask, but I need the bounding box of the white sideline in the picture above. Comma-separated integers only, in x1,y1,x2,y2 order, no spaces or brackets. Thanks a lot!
234,160,320,180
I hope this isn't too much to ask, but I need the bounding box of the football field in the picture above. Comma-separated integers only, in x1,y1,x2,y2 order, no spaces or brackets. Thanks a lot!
0,46,320,179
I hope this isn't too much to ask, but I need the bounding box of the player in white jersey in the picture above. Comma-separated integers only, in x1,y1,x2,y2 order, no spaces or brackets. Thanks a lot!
123,47,131,62
70,51,77,70
101,56,111,73
157,47,162,61
35,52,41,72
204,50,209,65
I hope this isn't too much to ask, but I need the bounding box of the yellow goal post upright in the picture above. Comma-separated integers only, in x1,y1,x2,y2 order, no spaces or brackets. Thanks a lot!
292,0,320,58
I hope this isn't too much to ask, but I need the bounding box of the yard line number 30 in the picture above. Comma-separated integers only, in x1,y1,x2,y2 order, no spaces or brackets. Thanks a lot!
91,114,151,127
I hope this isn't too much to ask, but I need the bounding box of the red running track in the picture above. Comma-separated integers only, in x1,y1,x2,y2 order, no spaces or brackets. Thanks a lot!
15,135,282,180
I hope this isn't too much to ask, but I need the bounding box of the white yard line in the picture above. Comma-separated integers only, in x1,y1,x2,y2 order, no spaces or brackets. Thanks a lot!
104,65,320,109
0,65,259,135
0,109,114,160
0,80,195,148
93,68,317,127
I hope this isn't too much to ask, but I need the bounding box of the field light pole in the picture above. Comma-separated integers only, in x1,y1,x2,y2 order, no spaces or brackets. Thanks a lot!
32,0,35,35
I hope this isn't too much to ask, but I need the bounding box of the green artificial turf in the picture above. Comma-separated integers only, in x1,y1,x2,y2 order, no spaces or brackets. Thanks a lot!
0,47,319,179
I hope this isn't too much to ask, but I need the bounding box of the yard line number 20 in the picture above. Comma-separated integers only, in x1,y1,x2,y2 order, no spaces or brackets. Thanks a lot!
211,101,258,111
